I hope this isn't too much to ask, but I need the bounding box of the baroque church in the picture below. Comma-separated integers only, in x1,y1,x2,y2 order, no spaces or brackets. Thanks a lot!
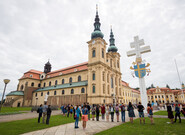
5,7,141,107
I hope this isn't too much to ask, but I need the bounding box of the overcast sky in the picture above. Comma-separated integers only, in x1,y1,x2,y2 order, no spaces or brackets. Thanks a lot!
0,0,185,99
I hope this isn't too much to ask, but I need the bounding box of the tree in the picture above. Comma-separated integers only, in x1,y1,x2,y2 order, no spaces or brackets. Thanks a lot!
166,84,170,88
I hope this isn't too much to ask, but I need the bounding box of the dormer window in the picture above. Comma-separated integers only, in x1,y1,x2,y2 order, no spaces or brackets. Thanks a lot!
30,74,33,77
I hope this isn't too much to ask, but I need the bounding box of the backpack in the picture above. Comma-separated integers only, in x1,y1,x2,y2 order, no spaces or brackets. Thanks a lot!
122,106,125,111
149,108,153,115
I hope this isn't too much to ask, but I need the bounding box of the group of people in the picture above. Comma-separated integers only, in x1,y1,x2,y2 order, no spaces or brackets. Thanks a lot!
37,102,52,124
59,102,155,129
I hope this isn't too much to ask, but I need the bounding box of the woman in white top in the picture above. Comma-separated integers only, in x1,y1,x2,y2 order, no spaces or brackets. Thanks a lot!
106,105,110,121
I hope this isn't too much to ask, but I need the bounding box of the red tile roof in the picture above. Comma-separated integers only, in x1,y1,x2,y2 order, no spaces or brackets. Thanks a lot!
121,81,129,87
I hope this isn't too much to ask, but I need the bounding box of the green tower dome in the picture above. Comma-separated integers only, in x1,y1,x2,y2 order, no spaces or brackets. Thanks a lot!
108,27,118,52
91,5,104,39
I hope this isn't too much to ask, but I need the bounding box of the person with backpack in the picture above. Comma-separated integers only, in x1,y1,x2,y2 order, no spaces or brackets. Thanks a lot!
127,102,135,123
137,102,145,124
174,104,181,123
82,105,88,129
106,104,110,121
115,104,120,122
37,104,43,123
120,103,126,123
167,103,174,124
74,105,81,129
91,104,96,121
46,105,52,125
147,103,154,124
101,104,105,120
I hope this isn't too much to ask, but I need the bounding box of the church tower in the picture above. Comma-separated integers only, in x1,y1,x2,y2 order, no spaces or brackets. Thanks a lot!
44,61,52,74
87,5,108,104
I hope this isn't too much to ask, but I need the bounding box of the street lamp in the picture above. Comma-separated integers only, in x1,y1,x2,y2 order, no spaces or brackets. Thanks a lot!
0,79,10,112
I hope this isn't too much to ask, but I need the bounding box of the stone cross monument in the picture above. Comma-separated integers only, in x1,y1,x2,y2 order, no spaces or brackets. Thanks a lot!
127,36,151,112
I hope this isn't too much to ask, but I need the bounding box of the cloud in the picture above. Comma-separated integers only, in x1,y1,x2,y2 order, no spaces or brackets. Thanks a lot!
0,0,185,99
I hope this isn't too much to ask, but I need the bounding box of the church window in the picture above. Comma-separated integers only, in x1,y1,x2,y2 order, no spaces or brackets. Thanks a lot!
103,84,105,94
47,91,50,95
81,88,85,93
92,49,96,57
93,73,95,80
20,85,24,91
41,92,43,96
102,72,105,81
155,96,157,98
62,90,65,95
55,80,58,85
31,82,34,87
92,86,95,93
111,77,114,88
54,91,57,95
69,77,72,83
49,81,51,86
102,49,104,58
78,76,81,82
35,93,37,97
158,95,160,98
166,95,168,98
43,83,46,87
71,89,74,94
62,79,65,84
107,85,110,94
162,95,164,98
38,83,41,87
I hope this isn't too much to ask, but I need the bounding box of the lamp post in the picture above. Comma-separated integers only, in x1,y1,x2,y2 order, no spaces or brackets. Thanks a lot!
0,79,10,112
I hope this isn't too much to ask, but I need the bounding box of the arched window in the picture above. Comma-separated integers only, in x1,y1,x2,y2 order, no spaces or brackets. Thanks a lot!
102,49,104,58
31,82,34,87
43,83,46,87
38,83,41,87
92,73,95,80
81,88,85,93
49,81,51,86
107,85,110,94
47,91,50,95
102,72,105,81
71,89,74,94
20,85,24,91
62,90,65,95
35,93,37,97
62,79,65,84
69,77,72,83
41,92,43,96
92,49,96,57
111,77,114,88
55,80,58,85
78,76,81,82
92,86,95,93
54,91,57,95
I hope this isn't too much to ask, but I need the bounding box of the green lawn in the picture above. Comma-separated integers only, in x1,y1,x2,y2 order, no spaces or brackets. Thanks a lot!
0,107,32,115
154,110,184,117
96,118,185,135
0,115,75,135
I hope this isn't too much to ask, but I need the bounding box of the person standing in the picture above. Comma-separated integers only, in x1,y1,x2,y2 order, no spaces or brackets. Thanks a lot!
127,102,135,123
115,104,120,122
87,103,91,120
96,105,100,121
91,104,96,121
101,104,105,120
82,105,88,129
46,105,52,125
137,102,145,124
120,103,126,123
167,103,174,124
106,105,110,121
67,104,70,117
37,104,43,123
147,103,154,124
42,102,48,124
74,105,81,128
174,104,181,123
70,105,73,118
110,104,114,122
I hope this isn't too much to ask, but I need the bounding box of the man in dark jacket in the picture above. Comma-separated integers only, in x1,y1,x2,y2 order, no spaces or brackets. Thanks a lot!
46,105,52,125
37,104,43,123
174,104,181,123
96,105,100,121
